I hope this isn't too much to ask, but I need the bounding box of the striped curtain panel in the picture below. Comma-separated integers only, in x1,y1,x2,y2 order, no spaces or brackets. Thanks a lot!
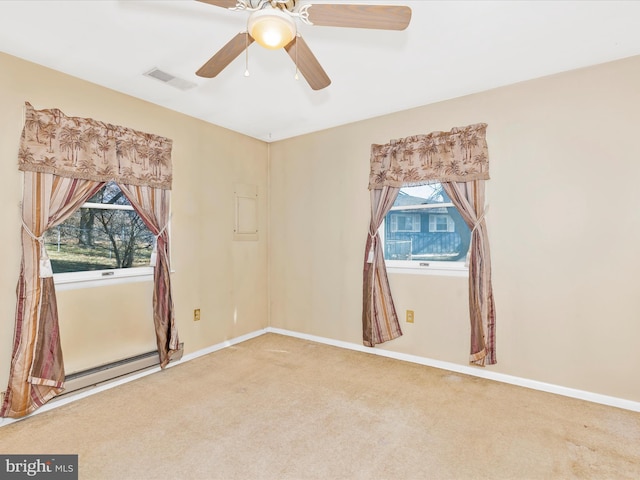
1,173,103,418
119,184,178,368
362,186,402,346
443,181,496,366
364,124,496,365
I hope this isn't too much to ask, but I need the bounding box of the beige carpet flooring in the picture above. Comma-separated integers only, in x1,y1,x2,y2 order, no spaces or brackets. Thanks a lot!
0,333,639,479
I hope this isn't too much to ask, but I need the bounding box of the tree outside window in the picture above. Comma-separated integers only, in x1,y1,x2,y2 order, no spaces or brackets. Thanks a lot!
44,182,153,273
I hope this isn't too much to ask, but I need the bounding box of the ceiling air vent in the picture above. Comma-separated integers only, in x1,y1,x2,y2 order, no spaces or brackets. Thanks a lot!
144,68,197,91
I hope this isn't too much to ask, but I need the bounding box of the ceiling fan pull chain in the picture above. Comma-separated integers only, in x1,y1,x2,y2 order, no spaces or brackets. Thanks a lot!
294,34,299,80
244,31,250,77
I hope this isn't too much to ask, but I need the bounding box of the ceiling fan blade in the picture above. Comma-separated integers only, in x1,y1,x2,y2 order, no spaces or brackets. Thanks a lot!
196,0,239,8
196,32,254,78
284,36,331,91
306,4,411,30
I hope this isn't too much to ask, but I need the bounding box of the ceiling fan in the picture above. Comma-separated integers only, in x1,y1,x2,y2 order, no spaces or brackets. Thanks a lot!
195,0,412,90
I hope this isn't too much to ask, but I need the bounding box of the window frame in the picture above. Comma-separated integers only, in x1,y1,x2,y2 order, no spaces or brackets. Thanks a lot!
48,187,160,290
381,191,469,278
390,212,421,233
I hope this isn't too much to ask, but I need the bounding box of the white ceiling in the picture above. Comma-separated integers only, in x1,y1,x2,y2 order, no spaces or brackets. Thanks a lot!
0,1,639,142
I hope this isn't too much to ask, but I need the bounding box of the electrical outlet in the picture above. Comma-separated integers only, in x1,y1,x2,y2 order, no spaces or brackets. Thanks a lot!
194,309,201,321
406,310,414,323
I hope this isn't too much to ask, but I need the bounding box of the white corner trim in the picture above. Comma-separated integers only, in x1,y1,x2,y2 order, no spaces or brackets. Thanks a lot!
265,327,640,413
176,329,267,364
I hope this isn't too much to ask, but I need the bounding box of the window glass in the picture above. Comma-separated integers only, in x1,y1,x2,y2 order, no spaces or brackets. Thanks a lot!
382,183,471,266
44,182,153,273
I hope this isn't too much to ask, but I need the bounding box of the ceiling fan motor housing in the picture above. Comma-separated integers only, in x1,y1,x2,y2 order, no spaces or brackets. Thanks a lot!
274,0,298,12
247,0,297,12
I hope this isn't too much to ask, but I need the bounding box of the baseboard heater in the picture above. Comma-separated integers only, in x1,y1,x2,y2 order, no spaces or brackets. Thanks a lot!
59,343,184,397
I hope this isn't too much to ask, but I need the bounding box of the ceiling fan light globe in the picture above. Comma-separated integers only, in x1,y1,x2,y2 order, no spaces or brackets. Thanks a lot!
247,9,296,50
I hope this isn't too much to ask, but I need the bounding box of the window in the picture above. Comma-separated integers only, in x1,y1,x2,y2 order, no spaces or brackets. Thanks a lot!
381,183,471,274
390,213,421,233
429,214,455,233
44,182,154,285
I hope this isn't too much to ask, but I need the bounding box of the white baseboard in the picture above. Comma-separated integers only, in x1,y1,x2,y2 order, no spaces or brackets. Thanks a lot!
265,327,640,413
2,326,638,428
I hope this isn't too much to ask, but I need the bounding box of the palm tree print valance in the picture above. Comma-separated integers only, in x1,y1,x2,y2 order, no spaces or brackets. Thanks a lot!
19,102,172,189
368,123,489,189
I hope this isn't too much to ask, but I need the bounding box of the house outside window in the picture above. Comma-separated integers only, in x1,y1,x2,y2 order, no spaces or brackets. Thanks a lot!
381,183,471,274
44,182,154,285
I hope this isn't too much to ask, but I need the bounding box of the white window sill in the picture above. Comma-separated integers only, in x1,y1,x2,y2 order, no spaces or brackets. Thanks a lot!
54,267,154,291
386,261,468,278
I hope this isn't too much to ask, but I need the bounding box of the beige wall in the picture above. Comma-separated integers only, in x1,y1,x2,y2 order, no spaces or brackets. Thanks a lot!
0,53,269,389
269,55,640,403
2,50,639,406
